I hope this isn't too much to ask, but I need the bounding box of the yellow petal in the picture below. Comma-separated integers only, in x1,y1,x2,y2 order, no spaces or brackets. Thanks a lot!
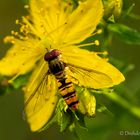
30,0,103,47
0,38,45,76
60,0,103,45
30,0,68,41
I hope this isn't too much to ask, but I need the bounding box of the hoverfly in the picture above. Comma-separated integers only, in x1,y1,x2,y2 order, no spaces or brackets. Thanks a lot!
24,45,124,131
0,0,125,132
44,49,78,110
20,0,125,131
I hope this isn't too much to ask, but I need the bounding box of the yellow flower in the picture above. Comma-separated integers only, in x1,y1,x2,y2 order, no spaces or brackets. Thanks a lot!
0,0,125,131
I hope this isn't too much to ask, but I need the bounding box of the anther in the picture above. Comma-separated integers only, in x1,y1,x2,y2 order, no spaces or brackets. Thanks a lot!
95,40,100,46
97,29,102,34
24,5,29,9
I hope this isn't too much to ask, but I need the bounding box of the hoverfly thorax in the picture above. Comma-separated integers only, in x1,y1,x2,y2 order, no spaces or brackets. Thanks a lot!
44,49,65,75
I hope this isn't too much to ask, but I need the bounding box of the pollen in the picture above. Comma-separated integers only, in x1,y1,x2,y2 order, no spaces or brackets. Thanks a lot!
96,51,109,55
97,29,102,34
4,36,15,44
94,40,100,46
24,5,29,9
15,19,19,24
102,51,108,55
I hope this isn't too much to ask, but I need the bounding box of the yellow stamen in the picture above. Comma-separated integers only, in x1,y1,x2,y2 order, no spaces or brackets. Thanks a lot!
4,36,15,44
8,74,20,84
24,5,29,9
95,40,100,46
96,51,109,55
87,29,103,39
77,40,100,47
97,29,102,34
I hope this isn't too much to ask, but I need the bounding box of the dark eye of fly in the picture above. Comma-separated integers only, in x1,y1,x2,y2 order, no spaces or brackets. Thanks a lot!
44,49,61,61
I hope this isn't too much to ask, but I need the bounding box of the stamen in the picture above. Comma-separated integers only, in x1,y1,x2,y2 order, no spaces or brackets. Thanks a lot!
97,29,102,34
22,16,38,36
95,40,100,46
11,30,25,40
103,58,109,61
95,51,109,59
4,36,15,44
15,19,19,25
96,51,108,55
8,74,20,84
88,29,103,38
24,5,29,9
77,40,100,47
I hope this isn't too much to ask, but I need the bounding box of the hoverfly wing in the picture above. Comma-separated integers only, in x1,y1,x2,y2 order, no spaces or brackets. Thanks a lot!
22,71,48,120
61,46,124,89
67,64,113,89
23,71,49,113
23,60,58,131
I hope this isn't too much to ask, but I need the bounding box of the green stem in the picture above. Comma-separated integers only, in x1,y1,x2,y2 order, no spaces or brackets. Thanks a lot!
104,91,140,119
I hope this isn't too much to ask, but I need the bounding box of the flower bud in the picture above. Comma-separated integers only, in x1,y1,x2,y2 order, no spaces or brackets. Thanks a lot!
78,89,96,117
104,0,123,20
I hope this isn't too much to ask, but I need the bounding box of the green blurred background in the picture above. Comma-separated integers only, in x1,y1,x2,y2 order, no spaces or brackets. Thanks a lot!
0,0,140,140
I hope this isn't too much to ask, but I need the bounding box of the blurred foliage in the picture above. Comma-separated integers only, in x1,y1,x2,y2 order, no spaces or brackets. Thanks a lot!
0,0,140,140
108,24,140,45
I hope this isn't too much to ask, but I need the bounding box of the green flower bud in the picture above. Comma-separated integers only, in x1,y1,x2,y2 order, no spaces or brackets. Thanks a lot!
104,0,123,20
78,89,96,117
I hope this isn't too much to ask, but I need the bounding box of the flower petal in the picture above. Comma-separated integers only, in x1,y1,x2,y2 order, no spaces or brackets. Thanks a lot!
0,38,44,76
29,0,103,47
60,0,104,45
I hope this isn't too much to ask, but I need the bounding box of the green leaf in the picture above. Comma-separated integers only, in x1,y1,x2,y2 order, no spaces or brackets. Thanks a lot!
59,110,71,132
56,99,72,132
108,23,140,45
0,76,13,95
23,0,29,4
11,73,30,89
75,111,87,130
96,104,114,116
104,91,140,119
128,13,140,20
122,3,135,18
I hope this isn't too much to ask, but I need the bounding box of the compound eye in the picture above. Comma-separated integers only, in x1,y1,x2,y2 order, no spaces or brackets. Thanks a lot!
44,49,61,61
44,52,51,61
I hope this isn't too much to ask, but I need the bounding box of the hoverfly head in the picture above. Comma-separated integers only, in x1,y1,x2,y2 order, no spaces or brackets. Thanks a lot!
44,49,61,62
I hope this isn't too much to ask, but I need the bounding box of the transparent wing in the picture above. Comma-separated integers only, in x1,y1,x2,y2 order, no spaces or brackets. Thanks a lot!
61,46,125,89
67,64,113,89
24,60,58,131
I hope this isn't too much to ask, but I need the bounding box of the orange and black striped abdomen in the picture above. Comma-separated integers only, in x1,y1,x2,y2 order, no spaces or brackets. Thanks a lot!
57,77,79,110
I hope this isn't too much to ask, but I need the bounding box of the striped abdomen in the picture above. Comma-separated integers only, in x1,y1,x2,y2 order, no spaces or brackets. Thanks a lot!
57,75,79,110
